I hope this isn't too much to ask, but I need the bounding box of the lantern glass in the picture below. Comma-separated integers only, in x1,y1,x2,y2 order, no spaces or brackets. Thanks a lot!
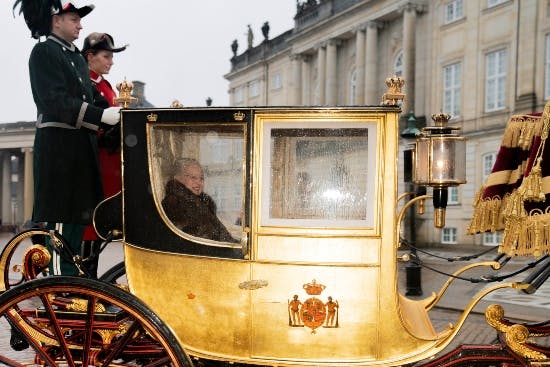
413,138,430,185
414,136,466,186
437,136,466,184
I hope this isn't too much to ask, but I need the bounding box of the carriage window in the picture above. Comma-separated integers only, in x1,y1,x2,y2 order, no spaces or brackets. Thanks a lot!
261,121,376,228
149,124,244,243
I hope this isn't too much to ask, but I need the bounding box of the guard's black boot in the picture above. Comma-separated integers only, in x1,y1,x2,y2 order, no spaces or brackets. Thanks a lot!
10,325,29,351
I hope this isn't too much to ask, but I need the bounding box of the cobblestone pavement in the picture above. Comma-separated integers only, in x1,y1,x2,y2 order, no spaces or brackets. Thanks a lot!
0,233,548,364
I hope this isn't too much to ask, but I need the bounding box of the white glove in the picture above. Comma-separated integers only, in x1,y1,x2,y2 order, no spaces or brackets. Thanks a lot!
101,106,121,125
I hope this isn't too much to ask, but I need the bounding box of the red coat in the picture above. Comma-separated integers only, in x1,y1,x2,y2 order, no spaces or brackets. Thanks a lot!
83,70,121,240
90,69,117,106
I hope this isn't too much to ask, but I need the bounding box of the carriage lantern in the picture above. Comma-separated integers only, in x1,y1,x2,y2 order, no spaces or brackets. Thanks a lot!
413,113,466,228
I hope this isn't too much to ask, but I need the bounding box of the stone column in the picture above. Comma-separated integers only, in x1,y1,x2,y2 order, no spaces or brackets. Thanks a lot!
290,54,303,105
229,88,235,105
355,27,366,105
515,0,537,111
301,55,312,105
365,21,380,105
326,39,340,105
262,64,269,105
23,148,33,222
316,44,326,105
402,3,418,115
2,152,11,226
244,81,250,105
14,152,23,224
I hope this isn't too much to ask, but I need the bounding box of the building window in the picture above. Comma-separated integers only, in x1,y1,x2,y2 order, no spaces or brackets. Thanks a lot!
443,62,461,117
445,0,464,24
487,0,505,8
234,86,244,104
545,34,550,99
485,49,507,112
483,231,502,246
249,80,260,98
272,73,282,90
394,50,403,77
448,186,459,204
350,69,357,104
441,227,458,244
482,152,496,181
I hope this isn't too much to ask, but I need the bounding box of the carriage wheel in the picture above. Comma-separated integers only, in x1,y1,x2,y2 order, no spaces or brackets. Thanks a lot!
0,276,193,367
99,261,126,284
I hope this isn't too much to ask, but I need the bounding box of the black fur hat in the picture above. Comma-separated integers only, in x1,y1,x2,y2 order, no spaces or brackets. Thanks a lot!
13,0,94,39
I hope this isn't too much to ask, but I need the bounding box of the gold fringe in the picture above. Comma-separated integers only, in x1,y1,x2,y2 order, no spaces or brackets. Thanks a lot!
499,210,550,257
500,115,543,149
467,196,506,234
471,185,484,207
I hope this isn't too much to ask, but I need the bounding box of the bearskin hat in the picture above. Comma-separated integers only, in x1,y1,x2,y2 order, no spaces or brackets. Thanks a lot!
13,0,94,39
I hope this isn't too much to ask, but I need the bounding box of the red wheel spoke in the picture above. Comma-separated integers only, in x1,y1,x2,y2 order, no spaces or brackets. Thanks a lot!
0,354,27,367
100,319,141,367
4,310,59,367
143,356,173,367
39,293,77,367
81,295,97,365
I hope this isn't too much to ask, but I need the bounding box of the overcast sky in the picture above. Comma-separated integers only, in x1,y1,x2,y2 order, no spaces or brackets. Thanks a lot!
1,0,296,123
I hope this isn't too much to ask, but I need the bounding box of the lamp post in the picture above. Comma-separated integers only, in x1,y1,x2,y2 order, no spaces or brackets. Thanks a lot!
401,111,423,296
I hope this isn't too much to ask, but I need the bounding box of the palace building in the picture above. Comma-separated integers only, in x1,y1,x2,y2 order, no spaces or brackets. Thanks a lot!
224,0,550,247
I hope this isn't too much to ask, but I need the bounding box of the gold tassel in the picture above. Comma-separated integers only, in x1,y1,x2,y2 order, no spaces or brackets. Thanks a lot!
517,120,533,149
503,191,526,218
518,158,545,202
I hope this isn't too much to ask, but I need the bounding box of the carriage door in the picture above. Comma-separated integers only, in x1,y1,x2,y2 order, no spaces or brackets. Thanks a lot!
249,113,380,361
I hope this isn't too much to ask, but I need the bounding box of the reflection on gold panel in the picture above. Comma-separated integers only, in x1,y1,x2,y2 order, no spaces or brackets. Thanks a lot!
255,235,380,264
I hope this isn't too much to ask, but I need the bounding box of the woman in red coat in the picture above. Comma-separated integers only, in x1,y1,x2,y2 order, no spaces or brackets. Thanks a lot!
81,32,127,277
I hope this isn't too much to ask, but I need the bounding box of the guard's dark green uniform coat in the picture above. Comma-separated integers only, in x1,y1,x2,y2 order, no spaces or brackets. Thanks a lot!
29,34,105,225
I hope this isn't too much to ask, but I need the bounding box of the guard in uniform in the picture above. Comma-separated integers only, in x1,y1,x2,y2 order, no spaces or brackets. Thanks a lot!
13,0,121,276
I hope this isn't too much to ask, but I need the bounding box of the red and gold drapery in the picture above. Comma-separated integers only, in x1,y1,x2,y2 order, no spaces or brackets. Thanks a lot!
468,101,550,257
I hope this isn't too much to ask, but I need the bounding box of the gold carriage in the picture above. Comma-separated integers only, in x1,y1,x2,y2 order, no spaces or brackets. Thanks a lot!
1,81,549,367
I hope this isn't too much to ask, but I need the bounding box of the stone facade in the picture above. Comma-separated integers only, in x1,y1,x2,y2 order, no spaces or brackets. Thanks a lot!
224,0,550,247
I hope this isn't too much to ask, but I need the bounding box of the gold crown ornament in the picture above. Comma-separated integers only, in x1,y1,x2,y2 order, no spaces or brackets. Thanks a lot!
431,112,452,127
171,100,184,108
233,111,245,121
114,79,138,108
381,75,405,106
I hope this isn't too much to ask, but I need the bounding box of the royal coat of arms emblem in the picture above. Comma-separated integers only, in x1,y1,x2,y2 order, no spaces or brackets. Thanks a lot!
288,279,339,333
